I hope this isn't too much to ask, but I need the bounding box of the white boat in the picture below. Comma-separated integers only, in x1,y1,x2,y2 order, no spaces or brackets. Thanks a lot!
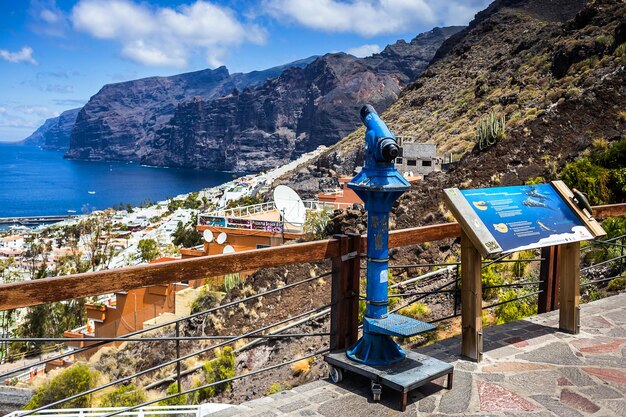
88,191,96,195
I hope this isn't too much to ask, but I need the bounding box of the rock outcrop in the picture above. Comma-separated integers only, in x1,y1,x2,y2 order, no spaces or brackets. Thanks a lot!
19,108,80,150
65,57,317,162
66,27,462,170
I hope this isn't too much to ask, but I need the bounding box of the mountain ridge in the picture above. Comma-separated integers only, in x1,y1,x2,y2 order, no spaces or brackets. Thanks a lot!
139,26,463,171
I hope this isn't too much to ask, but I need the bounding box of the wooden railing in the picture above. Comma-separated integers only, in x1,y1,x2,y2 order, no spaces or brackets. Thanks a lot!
1,203,624,312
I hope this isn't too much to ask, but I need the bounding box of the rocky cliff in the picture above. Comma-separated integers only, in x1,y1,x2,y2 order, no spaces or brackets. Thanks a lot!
65,27,462,170
19,108,80,150
140,27,462,171
276,0,626,225
64,57,317,162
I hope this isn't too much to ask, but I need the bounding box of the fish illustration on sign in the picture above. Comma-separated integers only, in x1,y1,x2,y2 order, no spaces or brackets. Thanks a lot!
525,185,551,201
493,223,508,233
522,197,552,210
537,220,555,232
472,201,488,211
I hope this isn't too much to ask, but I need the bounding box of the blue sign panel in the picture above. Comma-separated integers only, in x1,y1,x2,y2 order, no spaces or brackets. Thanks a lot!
445,184,594,255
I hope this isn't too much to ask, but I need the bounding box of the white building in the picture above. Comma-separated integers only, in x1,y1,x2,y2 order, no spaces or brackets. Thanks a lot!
394,140,439,176
0,235,24,250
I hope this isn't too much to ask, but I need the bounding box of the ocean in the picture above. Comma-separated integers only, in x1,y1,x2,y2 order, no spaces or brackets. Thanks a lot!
0,143,237,218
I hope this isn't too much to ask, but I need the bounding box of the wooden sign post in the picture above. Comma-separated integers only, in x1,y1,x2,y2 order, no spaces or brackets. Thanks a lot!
444,182,605,361
460,230,483,361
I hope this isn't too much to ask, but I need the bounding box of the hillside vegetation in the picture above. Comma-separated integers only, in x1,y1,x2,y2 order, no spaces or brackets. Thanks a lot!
279,0,626,220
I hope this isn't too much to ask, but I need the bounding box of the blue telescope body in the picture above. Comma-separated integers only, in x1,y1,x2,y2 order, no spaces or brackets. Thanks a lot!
347,105,436,366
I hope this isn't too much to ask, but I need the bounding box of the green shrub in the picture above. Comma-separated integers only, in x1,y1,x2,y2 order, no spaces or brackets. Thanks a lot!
494,290,537,325
303,207,334,240
482,264,506,300
172,221,203,248
225,195,261,209
560,159,611,205
99,384,147,408
158,382,187,406
137,239,160,263
525,177,546,185
399,302,430,321
476,111,506,151
194,347,235,402
607,277,626,292
25,363,99,410
266,382,290,395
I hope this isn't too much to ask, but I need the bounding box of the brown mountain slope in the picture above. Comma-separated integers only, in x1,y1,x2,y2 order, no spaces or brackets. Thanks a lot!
277,0,626,230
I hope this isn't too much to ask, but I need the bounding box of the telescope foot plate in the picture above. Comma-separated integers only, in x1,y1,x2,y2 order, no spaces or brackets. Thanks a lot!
366,314,436,337
325,350,454,412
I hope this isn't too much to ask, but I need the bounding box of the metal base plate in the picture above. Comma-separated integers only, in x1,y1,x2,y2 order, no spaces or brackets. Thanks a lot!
325,350,453,393
365,314,437,337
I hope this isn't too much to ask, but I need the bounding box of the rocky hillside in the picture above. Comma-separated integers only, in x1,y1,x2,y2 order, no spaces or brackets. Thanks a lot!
64,58,317,162
66,27,462,170
278,0,626,225
19,108,80,150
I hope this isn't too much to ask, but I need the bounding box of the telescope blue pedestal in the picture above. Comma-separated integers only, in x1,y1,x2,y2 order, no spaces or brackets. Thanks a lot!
346,105,436,366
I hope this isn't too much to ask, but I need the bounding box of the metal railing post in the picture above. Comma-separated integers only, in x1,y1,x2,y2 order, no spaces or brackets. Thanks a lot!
176,321,181,394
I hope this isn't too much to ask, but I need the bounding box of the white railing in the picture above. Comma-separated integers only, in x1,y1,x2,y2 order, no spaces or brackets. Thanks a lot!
6,404,232,417
198,200,356,233
211,201,276,218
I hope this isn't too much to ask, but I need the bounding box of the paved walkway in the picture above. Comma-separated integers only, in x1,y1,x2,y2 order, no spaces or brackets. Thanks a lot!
209,293,626,417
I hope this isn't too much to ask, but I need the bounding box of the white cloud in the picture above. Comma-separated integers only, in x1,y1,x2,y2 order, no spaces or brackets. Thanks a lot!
263,0,436,36
0,112,37,129
434,1,491,26
71,0,267,68
0,46,38,65
15,105,51,116
264,0,491,36
346,44,381,57
29,0,69,37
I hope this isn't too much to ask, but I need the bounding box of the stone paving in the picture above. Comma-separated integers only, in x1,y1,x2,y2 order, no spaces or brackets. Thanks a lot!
208,293,626,417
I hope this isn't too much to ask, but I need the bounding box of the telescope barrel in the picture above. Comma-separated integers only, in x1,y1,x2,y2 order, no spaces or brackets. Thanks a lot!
360,105,395,141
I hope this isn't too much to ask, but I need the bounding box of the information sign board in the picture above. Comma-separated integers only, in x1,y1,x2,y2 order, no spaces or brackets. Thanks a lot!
444,183,595,257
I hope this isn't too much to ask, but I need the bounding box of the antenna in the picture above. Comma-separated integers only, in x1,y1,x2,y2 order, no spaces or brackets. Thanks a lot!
216,232,227,244
223,245,235,254
274,185,306,225
203,230,214,243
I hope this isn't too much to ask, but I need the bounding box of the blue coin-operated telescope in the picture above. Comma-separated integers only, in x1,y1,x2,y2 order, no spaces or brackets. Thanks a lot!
347,104,436,366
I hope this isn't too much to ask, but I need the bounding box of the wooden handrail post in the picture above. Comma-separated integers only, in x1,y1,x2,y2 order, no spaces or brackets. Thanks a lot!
461,230,483,362
538,246,560,313
330,234,360,351
558,242,580,334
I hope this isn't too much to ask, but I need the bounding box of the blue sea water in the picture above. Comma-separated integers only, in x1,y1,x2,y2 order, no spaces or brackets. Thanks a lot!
0,144,237,218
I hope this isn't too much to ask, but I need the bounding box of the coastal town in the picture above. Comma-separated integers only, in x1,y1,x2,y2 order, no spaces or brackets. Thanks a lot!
0,145,345,374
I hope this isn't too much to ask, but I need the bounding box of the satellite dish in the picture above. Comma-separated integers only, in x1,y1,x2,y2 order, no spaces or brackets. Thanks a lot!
223,245,235,254
274,185,306,225
216,232,227,244
203,230,214,243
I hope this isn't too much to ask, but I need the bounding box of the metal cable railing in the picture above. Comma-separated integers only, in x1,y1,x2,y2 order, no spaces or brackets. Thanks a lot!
21,303,333,416
0,270,333,381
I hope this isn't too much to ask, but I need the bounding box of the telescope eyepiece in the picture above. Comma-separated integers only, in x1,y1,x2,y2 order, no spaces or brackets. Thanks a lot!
379,138,399,163
360,104,377,122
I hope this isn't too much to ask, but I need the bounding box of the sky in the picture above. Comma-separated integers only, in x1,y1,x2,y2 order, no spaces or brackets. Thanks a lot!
0,0,491,142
